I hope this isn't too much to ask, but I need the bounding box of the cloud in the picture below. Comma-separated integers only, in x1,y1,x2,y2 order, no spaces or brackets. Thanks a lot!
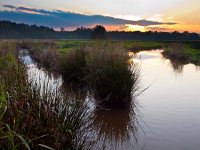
3,5,16,9
3,5,51,15
146,26,168,31
0,5,177,29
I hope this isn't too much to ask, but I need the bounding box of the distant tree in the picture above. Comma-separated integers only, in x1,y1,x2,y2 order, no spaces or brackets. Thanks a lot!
91,25,107,39
61,27,65,32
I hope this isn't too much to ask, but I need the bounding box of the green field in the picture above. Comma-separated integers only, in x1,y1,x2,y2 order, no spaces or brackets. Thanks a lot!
56,40,93,53
56,40,164,53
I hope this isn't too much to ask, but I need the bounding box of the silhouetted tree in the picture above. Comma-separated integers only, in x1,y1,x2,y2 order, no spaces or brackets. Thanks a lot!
60,27,65,32
91,25,107,39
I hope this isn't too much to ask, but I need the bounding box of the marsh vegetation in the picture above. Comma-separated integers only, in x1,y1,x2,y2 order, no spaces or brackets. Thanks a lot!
0,40,142,149
0,41,92,149
1,39,200,149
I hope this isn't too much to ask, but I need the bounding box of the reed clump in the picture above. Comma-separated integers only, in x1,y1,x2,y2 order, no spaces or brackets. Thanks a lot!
86,42,140,108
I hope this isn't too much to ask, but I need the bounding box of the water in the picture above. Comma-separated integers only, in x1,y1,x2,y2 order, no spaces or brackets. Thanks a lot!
131,50,200,150
19,49,200,150
19,49,63,97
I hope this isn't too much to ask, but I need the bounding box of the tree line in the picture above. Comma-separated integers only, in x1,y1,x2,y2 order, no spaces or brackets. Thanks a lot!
0,20,199,41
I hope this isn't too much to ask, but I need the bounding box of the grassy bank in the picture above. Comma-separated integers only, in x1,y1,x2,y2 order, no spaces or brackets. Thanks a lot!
122,41,163,51
56,40,93,54
163,41,200,65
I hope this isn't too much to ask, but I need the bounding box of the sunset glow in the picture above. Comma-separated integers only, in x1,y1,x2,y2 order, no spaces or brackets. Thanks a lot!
125,25,147,32
0,0,200,33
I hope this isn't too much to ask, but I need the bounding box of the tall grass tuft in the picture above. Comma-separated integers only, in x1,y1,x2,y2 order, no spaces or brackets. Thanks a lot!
86,42,140,108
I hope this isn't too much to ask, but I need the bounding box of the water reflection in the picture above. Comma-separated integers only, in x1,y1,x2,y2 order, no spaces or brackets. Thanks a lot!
19,49,35,67
62,83,88,107
131,49,189,74
161,53,187,74
92,103,139,150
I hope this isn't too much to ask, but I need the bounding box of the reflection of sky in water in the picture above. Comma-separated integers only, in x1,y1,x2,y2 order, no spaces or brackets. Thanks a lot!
135,50,163,60
132,50,200,150
19,55,34,65
19,49,34,66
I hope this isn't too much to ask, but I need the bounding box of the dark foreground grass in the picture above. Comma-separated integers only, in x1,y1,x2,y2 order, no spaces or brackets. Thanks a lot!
0,41,92,149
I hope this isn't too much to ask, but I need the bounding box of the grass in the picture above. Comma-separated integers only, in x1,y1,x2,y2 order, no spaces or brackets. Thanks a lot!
0,40,93,149
122,41,163,51
56,40,93,54
59,47,86,83
56,40,163,54
163,41,200,66
19,40,59,71
86,42,140,108
57,41,140,108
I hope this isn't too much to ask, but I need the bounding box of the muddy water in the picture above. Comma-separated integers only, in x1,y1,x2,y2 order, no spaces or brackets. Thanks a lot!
19,49,200,150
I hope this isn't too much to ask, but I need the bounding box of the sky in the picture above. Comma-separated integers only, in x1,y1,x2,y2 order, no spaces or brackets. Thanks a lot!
0,0,200,32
